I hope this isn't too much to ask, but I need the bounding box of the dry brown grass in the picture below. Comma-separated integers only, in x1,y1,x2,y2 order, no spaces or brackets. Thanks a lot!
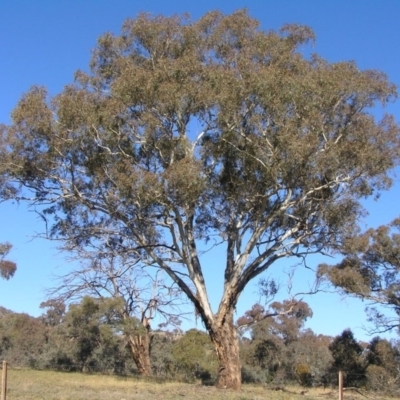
2,369,394,400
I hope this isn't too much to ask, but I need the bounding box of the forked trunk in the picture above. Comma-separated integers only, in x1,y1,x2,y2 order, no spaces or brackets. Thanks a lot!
127,332,152,376
209,313,241,390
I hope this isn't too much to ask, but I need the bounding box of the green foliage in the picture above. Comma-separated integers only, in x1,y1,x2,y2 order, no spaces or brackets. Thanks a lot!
37,296,130,373
328,329,367,387
150,331,176,377
122,315,148,336
367,337,399,371
295,364,312,387
366,365,393,392
1,298,400,392
320,220,400,333
0,312,46,367
40,299,66,326
171,329,217,382
240,366,275,385
269,301,313,345
61,297,123,371
364,337,400,393
238,301,335,387
0,242,16,280
240,336,282,383
238,300,313,344
287,331,333,387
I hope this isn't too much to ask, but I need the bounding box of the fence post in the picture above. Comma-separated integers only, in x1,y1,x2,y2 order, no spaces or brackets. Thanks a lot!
338,370,343,400
1,360,7,400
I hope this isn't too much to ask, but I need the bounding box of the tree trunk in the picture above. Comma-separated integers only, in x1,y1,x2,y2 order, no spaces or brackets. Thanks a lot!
209,313,241,390
127,332,152,376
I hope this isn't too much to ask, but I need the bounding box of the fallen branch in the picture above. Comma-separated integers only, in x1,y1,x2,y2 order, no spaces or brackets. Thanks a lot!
267,386,307,395
343,387,368,398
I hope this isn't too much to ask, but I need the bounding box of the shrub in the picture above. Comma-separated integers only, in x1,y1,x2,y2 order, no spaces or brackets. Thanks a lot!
366,365,394,393
295,363,313,387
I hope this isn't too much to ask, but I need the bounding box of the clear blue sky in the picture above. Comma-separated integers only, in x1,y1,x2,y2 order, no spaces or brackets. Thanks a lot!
1,0,399,342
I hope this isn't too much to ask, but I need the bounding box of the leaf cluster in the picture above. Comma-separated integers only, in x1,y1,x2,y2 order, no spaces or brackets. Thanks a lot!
0,242,17,280
319,219,400,333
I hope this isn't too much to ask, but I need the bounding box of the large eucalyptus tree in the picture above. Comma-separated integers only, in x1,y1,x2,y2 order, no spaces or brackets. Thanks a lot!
1,10,399,389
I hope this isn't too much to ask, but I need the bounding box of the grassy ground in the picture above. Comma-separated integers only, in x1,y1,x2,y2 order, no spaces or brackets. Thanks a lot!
1,369,392,400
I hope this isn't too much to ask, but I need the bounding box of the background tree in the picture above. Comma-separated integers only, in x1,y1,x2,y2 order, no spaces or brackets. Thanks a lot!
367,336,400,373
320,219,400,333
328,329,367,387
47,238,183,376
53,296,129,373
0,312,46,368
238,300,326,385
239,326,284,384
288,330,333,387
365,337,400,392
64,297,107,371
268,301,313,345
0,242,16,280
237,300,313,344
2,10,399,389
40,299,66,327
38,299,77,371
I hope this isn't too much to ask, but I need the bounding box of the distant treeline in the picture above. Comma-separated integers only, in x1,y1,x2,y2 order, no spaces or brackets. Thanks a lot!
0,300,399,394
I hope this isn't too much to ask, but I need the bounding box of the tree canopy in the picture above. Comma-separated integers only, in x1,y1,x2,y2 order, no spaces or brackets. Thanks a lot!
320,219,400,333
328,329,367,387
1,10,399,389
